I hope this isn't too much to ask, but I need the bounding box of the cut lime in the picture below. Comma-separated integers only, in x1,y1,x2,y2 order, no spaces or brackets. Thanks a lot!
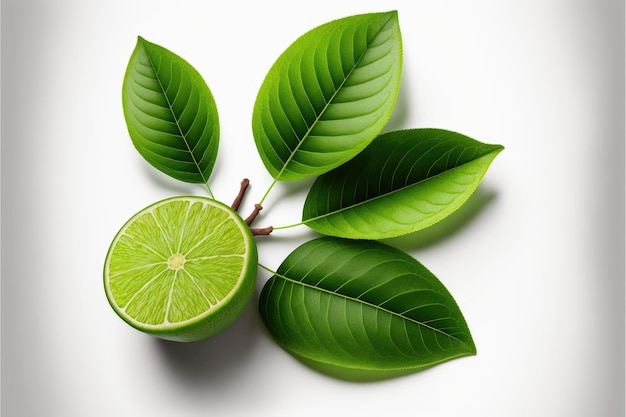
104,196,257,342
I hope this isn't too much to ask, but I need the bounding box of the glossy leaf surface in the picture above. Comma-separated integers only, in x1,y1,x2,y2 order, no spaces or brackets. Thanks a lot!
259,237,476,380
252,11,402,181
302,129,503,239
122,37,219,184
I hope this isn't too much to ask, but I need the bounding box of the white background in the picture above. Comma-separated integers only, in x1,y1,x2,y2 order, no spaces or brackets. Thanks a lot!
2,1,624,416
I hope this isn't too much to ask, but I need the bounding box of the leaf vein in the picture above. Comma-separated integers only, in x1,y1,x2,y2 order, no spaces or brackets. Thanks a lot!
272,270,466,344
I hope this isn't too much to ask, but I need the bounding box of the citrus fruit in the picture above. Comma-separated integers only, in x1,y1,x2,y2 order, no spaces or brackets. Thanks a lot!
103,196,257,342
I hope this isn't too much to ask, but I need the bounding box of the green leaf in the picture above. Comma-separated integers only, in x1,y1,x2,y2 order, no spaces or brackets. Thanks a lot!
122,36,219,184
302,128,504,239
252,11,402,181
259,237,476,381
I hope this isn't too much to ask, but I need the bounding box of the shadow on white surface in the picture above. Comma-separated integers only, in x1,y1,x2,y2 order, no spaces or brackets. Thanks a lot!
153,299,263,386
140,158,209,197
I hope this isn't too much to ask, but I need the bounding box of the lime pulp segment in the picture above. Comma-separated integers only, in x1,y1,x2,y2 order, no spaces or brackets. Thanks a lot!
104,196,256,337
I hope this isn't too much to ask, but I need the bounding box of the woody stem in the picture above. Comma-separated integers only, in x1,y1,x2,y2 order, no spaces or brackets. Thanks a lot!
231,178,250,211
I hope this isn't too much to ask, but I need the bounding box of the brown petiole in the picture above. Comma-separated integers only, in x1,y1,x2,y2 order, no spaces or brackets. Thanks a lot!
230,178,273,236
231,178,249,212
250,226,273,236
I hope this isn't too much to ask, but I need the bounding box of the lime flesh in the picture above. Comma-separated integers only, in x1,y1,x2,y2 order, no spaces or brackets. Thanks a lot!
104,196,257,342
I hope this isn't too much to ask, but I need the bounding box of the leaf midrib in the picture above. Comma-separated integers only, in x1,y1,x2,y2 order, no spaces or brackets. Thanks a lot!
142,41,208,184
303,149,500,225
270,269,469,345
274,14,395,180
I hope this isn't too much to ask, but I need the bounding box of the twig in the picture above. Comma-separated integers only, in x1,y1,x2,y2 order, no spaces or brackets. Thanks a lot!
245,204,263,226
251,226,273,236
231,178,250,211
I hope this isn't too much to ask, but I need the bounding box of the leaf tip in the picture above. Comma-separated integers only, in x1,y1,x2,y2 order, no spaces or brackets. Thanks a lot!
383,10,399,24
492,143,505,157
135,35,153,50
463,333,477,356
379,10,399,25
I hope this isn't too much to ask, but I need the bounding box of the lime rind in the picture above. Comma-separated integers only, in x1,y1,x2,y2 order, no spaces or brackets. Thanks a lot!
104,196,257,341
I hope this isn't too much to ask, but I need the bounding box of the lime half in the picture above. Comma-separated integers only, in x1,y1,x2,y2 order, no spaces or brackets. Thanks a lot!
104,196,257,342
